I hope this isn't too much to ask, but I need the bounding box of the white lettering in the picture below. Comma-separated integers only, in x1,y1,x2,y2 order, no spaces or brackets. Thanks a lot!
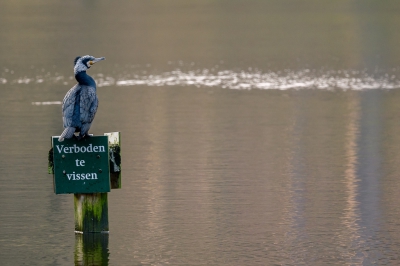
56,145,64,153
75,159,85,166
65,172,99,181
56,144,106,154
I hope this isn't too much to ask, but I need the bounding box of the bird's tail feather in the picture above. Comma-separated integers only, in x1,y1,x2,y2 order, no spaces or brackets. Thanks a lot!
59,127,76,142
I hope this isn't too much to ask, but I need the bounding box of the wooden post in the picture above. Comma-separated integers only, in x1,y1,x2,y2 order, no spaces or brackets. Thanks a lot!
74,193,109,233
73,132,121,233
48,132,121,234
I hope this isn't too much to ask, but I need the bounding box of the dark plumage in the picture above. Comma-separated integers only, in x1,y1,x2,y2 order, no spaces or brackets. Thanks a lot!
58,55,105,142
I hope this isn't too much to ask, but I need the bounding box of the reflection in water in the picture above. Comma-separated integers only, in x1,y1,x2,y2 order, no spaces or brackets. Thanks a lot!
283,95,308,265
75,233,109,266
357,91,386,264
341,93,362,264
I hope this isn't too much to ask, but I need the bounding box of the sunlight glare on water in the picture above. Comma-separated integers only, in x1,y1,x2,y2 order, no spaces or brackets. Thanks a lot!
3,66,400,97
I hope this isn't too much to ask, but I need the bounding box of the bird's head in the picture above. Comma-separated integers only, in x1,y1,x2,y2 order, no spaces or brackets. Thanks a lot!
74,55,105,74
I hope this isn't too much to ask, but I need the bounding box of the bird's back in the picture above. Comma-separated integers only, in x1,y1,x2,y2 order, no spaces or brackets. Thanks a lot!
62,84,98,130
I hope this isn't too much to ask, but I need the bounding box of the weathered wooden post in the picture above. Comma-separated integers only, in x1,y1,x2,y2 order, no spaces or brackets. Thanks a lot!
48,132,121,233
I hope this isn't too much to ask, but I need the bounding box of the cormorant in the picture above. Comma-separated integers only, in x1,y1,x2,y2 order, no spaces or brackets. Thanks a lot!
58,55,105,142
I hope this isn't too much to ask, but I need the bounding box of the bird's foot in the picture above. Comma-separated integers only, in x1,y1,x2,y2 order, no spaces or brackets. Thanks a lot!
76,134,91,141
83,134,92,140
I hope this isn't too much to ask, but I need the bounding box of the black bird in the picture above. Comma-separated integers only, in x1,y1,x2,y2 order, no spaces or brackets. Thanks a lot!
58,55,105,142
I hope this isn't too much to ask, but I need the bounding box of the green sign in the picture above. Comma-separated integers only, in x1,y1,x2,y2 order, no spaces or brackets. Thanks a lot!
52,136,110,194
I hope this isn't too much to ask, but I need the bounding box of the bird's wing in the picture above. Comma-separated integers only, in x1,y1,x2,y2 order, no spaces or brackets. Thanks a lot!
80,86,98,124
62,84,80,127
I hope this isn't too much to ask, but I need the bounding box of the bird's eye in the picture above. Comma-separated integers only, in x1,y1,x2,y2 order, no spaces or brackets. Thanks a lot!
89,61,94,65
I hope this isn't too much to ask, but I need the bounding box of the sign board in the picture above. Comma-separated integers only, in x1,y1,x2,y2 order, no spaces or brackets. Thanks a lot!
52,136,110,194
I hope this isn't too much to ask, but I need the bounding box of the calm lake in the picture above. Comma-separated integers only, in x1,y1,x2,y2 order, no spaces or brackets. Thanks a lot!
1,1,400,265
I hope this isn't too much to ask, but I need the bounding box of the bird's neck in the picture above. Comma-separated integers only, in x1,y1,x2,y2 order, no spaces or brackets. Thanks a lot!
75,71,96,87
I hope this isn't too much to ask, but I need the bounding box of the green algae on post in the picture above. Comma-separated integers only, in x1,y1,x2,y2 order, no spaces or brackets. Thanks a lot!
74,193,109,233
48,147,54,174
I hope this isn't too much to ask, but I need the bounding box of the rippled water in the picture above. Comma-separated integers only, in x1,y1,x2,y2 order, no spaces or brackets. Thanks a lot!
2,0,400,265
3,67,400,92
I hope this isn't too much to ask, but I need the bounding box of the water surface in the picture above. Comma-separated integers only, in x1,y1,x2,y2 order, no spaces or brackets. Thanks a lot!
1,1,400,265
